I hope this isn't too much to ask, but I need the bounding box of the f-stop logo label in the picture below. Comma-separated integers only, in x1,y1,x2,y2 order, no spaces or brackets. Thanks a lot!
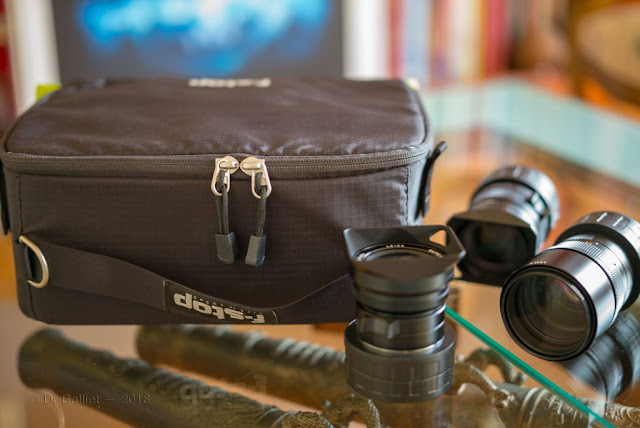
164,280,277,324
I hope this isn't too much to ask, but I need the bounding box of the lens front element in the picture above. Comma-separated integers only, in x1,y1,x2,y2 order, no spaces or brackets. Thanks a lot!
460,222,529,275
356,243,444,262
504,272,592,359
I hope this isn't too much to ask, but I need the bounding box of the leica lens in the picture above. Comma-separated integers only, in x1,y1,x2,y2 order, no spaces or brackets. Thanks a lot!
501,212,640,361
447,165,559,285
343,225,465,402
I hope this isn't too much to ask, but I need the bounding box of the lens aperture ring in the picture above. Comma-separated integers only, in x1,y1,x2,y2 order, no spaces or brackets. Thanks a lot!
550,237,629,324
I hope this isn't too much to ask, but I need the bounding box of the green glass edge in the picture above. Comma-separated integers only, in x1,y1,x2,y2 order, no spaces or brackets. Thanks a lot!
445,306,614,428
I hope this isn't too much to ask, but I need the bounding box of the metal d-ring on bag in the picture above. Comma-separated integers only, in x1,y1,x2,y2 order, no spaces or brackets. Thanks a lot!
18,235,49,288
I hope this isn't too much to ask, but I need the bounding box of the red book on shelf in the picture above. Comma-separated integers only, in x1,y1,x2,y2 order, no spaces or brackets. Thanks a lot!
485,0,509,75
0,0,13,126
431,0,450,82
389,0,404,78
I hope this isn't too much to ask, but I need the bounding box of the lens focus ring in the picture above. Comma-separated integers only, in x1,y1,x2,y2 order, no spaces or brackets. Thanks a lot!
551,236,630,323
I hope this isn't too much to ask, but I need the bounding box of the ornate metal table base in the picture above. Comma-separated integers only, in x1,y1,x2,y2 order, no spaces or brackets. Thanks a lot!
137,325,640,427
18,326,640,427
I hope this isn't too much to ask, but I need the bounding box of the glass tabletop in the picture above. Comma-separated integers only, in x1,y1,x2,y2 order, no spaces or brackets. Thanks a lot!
446,281,635,428
1,77,639,428
423,77,640,427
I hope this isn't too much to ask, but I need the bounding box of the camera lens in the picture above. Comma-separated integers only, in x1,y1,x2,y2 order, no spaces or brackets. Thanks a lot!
343,226,465,402
501,211,640,360
447,166,559,285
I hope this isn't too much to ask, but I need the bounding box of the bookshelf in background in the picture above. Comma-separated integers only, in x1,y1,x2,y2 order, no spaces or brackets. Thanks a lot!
388,0,564,84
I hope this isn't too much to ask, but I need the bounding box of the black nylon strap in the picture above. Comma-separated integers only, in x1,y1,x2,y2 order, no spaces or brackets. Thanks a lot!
23,237,355,323
36,239,167,309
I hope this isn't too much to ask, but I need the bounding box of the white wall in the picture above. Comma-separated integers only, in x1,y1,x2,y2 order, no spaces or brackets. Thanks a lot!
6,0,60,114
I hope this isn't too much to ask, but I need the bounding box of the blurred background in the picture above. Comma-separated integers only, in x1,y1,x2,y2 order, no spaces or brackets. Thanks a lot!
3,0,640,117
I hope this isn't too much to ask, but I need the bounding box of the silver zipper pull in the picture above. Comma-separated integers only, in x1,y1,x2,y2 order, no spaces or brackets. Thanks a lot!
240,157,272,199
212,156,240,264
240,157,271,267
211,156,239,196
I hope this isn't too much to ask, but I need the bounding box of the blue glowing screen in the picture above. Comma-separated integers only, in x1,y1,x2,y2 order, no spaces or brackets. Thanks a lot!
52,0,342,81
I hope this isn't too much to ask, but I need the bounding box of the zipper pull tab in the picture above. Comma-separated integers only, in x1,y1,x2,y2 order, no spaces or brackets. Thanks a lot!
240,157,271,267
240,157,272,199
211,156,239,196
212,156,240,264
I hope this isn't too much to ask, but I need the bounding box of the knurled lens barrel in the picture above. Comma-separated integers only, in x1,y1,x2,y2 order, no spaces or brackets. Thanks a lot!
343,226,465,402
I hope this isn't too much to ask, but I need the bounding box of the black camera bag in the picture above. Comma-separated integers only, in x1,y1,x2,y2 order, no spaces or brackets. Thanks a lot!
0,78,441,324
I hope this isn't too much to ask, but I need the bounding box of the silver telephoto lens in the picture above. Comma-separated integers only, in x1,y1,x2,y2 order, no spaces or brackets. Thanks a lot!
501,212,640,361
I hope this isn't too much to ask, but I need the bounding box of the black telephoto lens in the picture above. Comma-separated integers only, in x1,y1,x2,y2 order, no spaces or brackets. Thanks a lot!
343,225,465,403
447,165,559,285
501,211,640,361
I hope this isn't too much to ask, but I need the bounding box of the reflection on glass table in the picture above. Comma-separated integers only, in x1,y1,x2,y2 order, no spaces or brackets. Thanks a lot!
15,319,628,428
562,302,640,402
